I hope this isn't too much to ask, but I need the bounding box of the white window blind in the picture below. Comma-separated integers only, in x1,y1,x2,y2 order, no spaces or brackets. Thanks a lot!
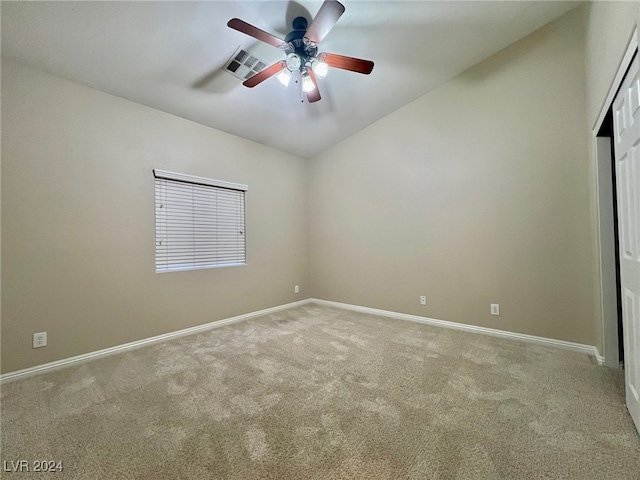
154,169,247,272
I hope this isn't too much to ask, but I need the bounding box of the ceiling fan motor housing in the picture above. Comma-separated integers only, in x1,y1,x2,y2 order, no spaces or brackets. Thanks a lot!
285,17,318,67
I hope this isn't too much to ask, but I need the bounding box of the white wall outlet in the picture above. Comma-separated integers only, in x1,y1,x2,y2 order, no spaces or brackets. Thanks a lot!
420,295,427,306
33,332,47,348
491,304,500,316
294,285,300,294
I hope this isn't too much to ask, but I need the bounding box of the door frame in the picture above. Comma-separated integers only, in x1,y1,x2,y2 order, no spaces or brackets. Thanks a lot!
593,28,638,369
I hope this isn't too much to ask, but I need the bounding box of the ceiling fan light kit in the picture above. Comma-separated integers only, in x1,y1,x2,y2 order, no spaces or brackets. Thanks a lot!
311,57,329,79
227,0,374,103
302,73,316,93
286,52,302,71
277,69,292,87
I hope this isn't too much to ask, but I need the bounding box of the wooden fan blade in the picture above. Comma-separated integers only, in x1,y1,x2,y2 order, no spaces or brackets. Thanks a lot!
304,0,345,45
243,60,287,88
305,70,321,103
227,18,288,49
323,53,374,74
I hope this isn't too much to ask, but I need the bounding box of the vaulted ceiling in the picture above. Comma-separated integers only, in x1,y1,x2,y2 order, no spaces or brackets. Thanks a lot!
1,1,580,158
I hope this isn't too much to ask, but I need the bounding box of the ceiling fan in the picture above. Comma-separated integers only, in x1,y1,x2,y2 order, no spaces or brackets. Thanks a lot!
227,0,374,103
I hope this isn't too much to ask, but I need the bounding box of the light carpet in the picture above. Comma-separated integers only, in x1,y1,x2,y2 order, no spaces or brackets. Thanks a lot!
1,303,639,479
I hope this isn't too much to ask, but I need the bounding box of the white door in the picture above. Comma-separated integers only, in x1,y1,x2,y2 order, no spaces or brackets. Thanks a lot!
612,54,640,434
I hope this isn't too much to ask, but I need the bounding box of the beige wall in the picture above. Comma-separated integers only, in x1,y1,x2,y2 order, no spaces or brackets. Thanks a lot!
584,1,638,127
583,1,639,357
1,60,310,373
309,8,594,345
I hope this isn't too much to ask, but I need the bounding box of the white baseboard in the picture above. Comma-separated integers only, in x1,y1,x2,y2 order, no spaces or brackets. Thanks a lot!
595,349,605,366
0,299,313,384
309,298,600,360
1,297,601,383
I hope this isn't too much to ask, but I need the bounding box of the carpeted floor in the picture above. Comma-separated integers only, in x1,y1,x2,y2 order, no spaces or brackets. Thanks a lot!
1,303,639,479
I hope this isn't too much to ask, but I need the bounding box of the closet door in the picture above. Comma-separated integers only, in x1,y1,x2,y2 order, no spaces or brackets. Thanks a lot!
612,54,640,434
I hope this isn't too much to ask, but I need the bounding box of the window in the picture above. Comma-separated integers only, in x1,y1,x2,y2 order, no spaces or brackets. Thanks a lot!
153,169,247,272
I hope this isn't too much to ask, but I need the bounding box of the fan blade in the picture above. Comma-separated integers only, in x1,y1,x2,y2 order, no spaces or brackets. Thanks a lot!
304,0,345,45
305,70,321,103
227,18,288,49
323,53,374,74
243,60,287,88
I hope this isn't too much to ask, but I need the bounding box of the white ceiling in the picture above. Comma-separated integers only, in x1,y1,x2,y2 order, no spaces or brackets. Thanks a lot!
1,1,580,158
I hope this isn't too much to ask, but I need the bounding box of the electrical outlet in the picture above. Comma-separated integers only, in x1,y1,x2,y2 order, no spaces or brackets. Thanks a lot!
33,332,47,348
294,285,300,294
420,295,427,306
491,304,500,316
